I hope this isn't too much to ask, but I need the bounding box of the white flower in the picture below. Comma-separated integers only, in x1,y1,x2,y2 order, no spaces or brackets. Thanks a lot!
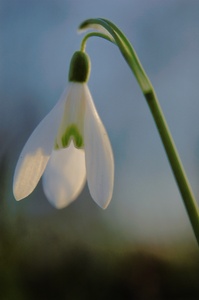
13,51,114,209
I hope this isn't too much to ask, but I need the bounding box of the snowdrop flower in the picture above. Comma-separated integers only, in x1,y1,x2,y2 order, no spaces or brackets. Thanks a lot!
13,51,114,209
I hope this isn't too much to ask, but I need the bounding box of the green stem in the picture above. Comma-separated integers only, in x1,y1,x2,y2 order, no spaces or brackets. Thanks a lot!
145,89,199,244
79,18,199,245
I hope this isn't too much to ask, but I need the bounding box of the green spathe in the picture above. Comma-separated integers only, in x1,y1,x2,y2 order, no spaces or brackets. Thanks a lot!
69,51,90,83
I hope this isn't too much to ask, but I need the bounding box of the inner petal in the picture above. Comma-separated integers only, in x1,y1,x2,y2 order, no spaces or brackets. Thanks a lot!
42,142,86,209
55,83,86,149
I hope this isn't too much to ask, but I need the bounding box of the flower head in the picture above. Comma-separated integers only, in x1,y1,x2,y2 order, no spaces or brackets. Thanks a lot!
13,51,114,209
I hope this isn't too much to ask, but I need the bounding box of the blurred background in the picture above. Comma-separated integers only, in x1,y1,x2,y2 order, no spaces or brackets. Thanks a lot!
1,0,199,298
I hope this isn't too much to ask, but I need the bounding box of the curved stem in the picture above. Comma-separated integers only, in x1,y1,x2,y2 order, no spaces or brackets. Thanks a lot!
79,18,152,92
79,18,199,245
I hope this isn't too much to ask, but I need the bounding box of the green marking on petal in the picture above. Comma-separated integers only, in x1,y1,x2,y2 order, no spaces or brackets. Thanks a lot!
61,124,84,149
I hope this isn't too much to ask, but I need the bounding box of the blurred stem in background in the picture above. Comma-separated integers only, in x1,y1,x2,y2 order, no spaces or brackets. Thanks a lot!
79,18,199,245
0,154,8,229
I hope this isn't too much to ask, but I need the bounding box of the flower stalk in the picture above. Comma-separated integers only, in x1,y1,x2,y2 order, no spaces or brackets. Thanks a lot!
145,89,199,245
79,18,199,244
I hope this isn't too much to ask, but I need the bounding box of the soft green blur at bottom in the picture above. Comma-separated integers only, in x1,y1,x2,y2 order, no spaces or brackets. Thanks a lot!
1,213,199,300
0,154,199,299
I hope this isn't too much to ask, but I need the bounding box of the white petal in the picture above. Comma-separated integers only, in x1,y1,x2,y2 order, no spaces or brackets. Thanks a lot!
13,88,67,200
83,85,114,209
42,142,86,209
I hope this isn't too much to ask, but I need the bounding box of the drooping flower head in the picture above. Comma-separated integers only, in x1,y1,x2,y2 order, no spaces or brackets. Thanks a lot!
13,50,114,209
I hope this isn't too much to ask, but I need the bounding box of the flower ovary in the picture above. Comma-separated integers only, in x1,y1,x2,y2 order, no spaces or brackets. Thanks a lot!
68,51,90,83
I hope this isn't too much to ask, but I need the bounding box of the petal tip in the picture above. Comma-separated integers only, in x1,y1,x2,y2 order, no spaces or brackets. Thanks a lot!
91,191,113,210
13,185,29,201
13,191,25,201
47,200,68,210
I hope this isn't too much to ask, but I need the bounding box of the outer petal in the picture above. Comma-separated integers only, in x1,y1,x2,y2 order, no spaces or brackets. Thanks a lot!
13,88,67,200
83,85,114,209
42,142,86,209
